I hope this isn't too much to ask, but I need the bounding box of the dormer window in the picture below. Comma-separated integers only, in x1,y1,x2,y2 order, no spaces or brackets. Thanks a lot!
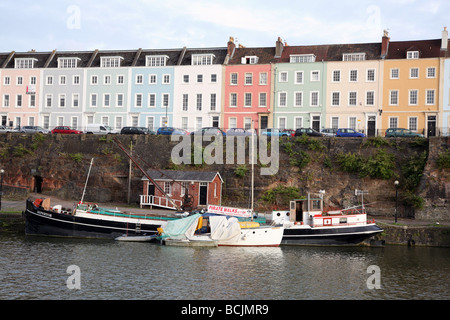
343,53,366,61
290,54,316,63
58,57,80,68
241,56,259,64
407,51,419,59
100,56,123,68
146,55,169,67
192,54,215,65
14,58,38,69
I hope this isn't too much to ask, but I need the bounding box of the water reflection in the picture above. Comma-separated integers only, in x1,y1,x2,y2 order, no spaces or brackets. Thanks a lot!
0,234,448,300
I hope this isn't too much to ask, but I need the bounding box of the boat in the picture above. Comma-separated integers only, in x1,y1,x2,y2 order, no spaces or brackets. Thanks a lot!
158,213,218,247
115,234,158,242
23,197,178,239
270,191,383,246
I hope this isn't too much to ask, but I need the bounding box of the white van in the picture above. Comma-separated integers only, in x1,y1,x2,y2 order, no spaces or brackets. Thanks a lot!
85,124,115,134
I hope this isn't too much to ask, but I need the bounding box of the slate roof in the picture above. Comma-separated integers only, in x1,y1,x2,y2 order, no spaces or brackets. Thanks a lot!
180,47,228,66
227,46,278,65
143,169,223,183
385,39,443,59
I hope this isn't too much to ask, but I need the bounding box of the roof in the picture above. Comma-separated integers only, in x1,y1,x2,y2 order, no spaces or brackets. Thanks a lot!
385,39,443,59
142,169,223,183
227,46,278,64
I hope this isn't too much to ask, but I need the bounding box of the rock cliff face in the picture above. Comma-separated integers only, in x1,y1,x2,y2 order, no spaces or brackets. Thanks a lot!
0,133,448,221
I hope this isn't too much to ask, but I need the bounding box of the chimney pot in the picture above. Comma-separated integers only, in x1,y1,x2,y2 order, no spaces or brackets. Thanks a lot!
442,27,448,51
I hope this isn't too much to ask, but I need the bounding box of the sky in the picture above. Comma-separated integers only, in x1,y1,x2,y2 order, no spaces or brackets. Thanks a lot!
0,0,448,52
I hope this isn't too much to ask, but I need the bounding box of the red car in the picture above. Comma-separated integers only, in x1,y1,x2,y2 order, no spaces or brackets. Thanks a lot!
51,126,83,134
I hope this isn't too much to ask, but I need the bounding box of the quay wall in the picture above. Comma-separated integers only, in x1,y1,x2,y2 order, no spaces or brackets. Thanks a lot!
0,134,448,224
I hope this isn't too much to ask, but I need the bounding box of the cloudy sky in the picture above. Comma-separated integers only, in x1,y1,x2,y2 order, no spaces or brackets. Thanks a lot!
0,0,448,52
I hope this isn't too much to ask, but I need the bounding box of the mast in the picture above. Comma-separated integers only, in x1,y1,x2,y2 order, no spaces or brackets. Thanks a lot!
251,120,255,221
81,158,94,203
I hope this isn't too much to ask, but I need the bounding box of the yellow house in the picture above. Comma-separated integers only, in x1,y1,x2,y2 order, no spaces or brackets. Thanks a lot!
382,38,441,136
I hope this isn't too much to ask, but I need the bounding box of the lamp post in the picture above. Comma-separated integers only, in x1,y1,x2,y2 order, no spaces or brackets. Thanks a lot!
0,169,4,211
394,180,399,223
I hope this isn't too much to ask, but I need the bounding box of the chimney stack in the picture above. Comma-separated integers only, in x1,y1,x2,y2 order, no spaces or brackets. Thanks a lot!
381,30,390,58
275,37,284,58
227,37,236,56
442,27,448,51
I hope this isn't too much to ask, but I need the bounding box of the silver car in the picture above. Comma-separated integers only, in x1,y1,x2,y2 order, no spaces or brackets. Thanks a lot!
19,126,50,134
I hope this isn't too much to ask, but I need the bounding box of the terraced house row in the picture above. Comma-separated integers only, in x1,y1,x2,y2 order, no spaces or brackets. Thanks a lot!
1,28,450,137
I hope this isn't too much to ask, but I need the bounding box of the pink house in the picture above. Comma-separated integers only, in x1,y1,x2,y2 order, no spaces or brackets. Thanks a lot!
0,52,45,128
223,38,279,133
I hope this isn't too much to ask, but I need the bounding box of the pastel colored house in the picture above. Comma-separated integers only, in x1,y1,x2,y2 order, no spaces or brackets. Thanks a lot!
382,36,442,137
325,42,382,136
140,169,223,210
0,52,44,128
173,48,227,132
223,38,276,133
439,28,450,136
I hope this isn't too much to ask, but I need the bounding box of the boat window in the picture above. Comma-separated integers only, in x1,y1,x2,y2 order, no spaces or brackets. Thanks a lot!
312,200,321,210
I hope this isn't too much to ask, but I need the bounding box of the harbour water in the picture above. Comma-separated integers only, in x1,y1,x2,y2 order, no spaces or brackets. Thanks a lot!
1,226,448,301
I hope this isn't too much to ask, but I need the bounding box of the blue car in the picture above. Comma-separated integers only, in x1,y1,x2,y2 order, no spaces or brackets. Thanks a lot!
156,127,189,136
336,128,366,137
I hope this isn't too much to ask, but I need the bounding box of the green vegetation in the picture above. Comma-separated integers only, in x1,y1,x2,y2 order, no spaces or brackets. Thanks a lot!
234,164,248,178
436,151,450,170
261,185,300,208
335,149,395,180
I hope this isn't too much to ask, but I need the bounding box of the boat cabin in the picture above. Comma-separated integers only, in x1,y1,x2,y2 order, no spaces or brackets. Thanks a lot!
140,169,223,210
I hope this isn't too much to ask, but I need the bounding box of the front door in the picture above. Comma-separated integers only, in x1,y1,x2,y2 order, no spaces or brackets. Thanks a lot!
148,183,155,196
427,116,436,137
312,116,320,132
367,116,376,137
199,182,208,205
260,116,268,130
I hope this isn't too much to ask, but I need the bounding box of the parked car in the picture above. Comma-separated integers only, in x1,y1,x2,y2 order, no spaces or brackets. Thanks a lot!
226,128,252,136
51,126,83,134
282,129,295,137
86,124,117,134
20,126,50,134
321,128,337,136
385,128,424,138
156,127,189,136
120,127,155,135
191,127,226,136
294,128,325,137
0,125,14,133
336,128,366,137
261,128,292,137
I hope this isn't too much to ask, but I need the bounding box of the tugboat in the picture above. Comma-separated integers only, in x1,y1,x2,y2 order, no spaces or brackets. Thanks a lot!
270,191,383,246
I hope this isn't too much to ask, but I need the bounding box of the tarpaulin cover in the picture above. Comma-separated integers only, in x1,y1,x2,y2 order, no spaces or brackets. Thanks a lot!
209,215,242,244
159,213,202,240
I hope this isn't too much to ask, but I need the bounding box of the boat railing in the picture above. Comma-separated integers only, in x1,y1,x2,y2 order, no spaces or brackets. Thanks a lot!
76,203,175,221
325,206,366,216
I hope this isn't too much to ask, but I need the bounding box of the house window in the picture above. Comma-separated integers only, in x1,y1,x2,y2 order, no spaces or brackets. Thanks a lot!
136,74,143,84
245,73,253,85
349,117,357,130
163,74,170,84
244,118,251,130
290,54,316,63
294,92,303,107
104,94,110,107
229,117,237,129
181,182,189,196
332,70,341,82
104,75,111,85
310,92,319,106
294,117,303,129
409,117,418,131
278,117,286,130
427,67,436,78
241,56,259,64
426,90,435,105
117,75,124,84
73,75,80,85
295,71,304,84
279,72,288,82
3,76,10,85
58,58,79,68
259,93,267,107
331,117,339,129
91,75,98,85
149,94,156,108
390,90,399,105
192,54,215,65
348,92,357,106
211,74,217,83
410,68,419,79
162,94,169,108
279,92,287,107
146,55,168,67
367,69,375,82
100,57,122,68
230,73,238,85
59,94,66,108
391,69,399,79
73,94,79,108
366,91,375,106
135,94,143,107
182,94,188,111
244,93,252,107
259,72,268,85
343,53,366,61
389,117,398,128
91,94,97,107
230,93,237,107
407,51,419,59
29,95,36,107
149,75,157,84
181,117,188,130
349,70,358,82
44,94,52,108
14,58,37,69
210,93,216,111
164,182,172,195
117,94,123,107
3,94,10,107
311,71,320,82
183,75,189,83
196,94,202,111
409,90,418,105
197,74,203,83
331,92,340,106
